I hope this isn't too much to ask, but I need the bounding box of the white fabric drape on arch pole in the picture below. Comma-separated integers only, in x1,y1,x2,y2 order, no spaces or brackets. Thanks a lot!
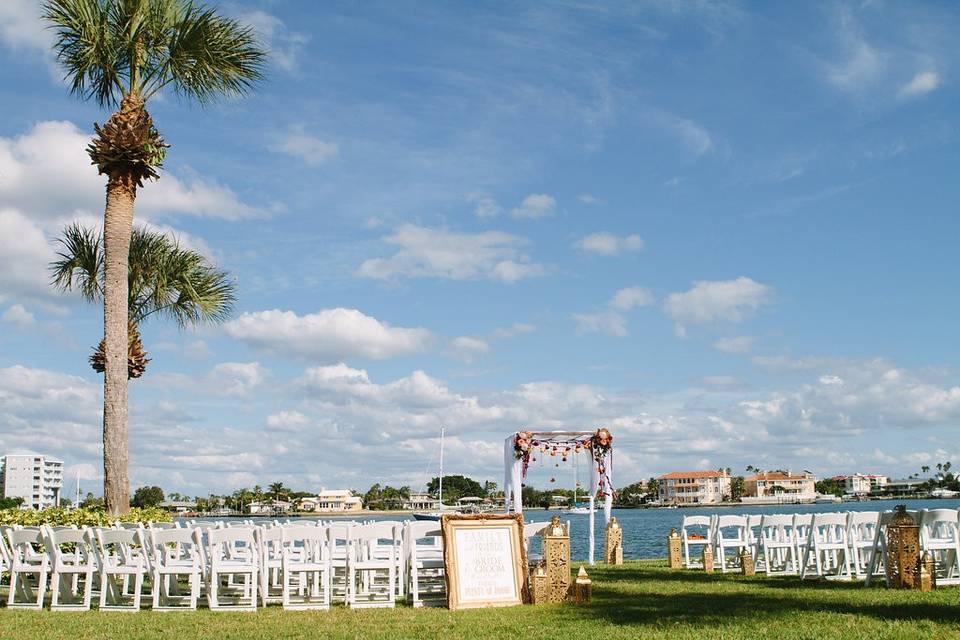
503,430,613,565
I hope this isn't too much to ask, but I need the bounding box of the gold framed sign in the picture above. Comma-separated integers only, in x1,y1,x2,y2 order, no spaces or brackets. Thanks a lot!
441,513,530,610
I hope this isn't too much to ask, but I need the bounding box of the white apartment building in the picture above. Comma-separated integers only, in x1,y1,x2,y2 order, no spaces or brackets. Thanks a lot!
833,474,889,495
0,454,64,510
657,471,732,505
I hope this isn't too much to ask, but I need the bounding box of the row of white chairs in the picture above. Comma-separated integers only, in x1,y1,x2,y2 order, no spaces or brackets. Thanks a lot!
679,508,960,584
0,518,558,611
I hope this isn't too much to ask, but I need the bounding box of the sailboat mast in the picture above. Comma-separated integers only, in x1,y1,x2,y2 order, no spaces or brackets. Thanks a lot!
438,426,445,505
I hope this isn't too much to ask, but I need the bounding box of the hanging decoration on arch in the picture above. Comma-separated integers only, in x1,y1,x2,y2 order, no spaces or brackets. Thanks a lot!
588,427,614,499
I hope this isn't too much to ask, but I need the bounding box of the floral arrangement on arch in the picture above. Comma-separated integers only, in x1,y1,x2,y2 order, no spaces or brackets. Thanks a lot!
590,427,614,497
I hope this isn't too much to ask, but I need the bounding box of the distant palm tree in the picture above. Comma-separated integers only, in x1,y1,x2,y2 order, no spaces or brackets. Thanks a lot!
268,482,288,502
922,465,930,475
51,224,236,377
42,0,265,515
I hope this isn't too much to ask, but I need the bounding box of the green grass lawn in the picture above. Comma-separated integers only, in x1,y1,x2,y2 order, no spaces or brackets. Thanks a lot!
1,561,957,640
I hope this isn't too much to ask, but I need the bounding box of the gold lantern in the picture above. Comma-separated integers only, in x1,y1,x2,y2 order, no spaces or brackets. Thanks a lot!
702,544,715,573
740,549,755,576
574,567,592,603
918,551,936,592
542,515,571,603
605,517,624,565
667,528,683,569
531,564,548,603
886,505,921,589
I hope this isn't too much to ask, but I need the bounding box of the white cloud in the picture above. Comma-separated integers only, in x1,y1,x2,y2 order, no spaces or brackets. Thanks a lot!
899,71,940,97
450,336,490,362
209,362,268,397
572,311,628,338
225,308,433,361
0,1,50,53
269,130,339,166
578,194,600,204
663,277,774,335
0,210,58,306
575,232,644,256
0,121,262,222
239,10,308,72
511,193,556,219
713,336,756,355
573,286,654,337
491,323,536,340
266,410,313,432
468,192,502,219
670,118,713,156
609,287,655,312
824,9,882,90
1,304,36,329
357,224,546,283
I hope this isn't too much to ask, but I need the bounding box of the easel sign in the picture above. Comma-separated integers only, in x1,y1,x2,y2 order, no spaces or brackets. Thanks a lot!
441,513,530,610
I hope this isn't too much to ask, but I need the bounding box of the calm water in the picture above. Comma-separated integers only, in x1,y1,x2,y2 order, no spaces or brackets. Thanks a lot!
190,499,960,562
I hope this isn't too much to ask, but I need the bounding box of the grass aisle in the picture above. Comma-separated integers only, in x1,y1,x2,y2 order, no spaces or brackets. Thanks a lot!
2,561,958,640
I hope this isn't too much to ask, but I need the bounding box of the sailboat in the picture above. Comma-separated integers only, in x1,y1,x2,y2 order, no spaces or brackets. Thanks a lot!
413,426,460,521
568,453,591,514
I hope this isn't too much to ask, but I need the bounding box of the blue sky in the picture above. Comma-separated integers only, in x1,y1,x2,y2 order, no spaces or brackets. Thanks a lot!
0,0,958,497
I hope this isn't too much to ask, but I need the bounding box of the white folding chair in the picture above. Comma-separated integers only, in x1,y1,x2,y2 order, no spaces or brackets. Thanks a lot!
714,515,749,572
919,508,960,585
524,521,550,566
405,521,445,608
280,525,332,610
801,513,852,580
255,525,284,606
326,522,351,603
745,514,763,566
792,514,815,575
0,525,12,583
758,514,799,575
148,528,203,611
680,515,713,569
43,526,97,611
5,527,48,609
846,511,879,579
203,526,259,611
94,528,148,611
347,522,397,608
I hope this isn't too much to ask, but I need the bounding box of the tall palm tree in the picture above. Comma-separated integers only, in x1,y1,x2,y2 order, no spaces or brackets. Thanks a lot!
43,0,265,514
268,482,287,502
51,223,236,377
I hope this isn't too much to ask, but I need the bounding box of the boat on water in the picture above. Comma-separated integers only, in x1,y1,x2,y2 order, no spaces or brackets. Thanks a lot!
568,504,591,515
413,426,460,521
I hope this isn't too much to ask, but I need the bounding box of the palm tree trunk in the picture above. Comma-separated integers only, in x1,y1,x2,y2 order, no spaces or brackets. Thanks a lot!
102,172,135,515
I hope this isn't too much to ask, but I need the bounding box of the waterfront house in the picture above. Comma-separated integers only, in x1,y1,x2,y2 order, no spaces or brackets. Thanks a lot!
158,499,197,515
831,473,889,496
298,490,363,513
657,470,732,505
403,492,440,511
744,470,816,501
248,499,292,515
885,478,928,496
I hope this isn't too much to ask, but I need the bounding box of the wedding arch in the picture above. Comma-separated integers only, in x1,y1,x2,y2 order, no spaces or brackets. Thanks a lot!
503,429,613,564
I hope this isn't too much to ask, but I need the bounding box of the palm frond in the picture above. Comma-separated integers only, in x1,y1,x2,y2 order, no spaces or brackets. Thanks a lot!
144,3,266,103
43,0,126,108
50,223,236,328
50,223,104,302
43,0,267,108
